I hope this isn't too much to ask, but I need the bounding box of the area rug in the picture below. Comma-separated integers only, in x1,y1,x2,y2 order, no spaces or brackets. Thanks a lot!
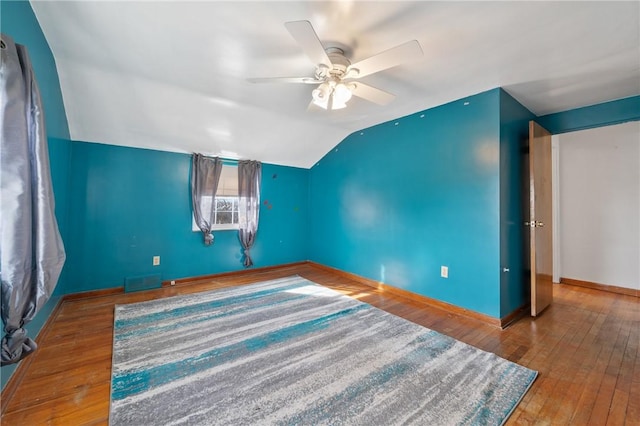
110,276,537,425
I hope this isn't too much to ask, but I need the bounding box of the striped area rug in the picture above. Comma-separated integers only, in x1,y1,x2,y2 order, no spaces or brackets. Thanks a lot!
110,276,537,425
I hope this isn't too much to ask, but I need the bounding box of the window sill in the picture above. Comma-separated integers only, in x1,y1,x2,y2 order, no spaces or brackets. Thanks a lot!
192,226,239,232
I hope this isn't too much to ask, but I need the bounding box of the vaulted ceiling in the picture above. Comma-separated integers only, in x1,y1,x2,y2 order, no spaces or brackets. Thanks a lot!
31,1,640,168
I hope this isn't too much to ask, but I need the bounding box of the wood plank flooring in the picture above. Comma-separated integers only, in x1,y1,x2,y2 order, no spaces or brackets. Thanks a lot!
1,262,638,425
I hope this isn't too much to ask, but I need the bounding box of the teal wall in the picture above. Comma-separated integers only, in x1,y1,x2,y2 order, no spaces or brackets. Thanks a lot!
48,137,72,296
1,0,71,389
1,0,70,140
538,95,640,134
309,89,505,318
308,89,636,320
63,142,309,294
499,90,536,317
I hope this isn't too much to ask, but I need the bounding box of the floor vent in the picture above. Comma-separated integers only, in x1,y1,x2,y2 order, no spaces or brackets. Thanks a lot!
124,274,162,293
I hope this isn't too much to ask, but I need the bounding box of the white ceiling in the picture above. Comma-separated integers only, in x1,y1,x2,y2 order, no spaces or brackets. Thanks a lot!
31,1,640,169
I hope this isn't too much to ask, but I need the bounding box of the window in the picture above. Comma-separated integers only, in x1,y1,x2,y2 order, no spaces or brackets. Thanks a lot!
192,164,239,231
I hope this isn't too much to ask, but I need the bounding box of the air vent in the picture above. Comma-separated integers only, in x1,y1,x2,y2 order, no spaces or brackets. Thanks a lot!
124,274,161,293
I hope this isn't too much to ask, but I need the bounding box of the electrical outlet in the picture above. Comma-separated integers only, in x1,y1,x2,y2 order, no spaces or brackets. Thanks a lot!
153,256,160,266
441,266,448,278
170,280,176,286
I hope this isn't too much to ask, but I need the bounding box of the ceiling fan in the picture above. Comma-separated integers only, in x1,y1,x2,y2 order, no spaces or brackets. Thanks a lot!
248,20,423,111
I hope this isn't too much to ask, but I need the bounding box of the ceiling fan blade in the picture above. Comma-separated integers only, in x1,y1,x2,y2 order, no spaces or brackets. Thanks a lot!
284,20,332,68
350,82,396,105
347,40,423,78
247,77,323,84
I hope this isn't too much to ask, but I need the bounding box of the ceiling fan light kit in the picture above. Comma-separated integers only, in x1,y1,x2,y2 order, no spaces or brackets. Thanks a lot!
312,80,354,110
249,20,423,111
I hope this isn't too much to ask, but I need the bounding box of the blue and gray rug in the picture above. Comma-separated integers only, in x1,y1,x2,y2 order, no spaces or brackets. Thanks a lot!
110,276,536,425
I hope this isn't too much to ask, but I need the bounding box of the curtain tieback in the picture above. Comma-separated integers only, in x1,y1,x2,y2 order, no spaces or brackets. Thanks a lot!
204,232,214,246
242,247,253,267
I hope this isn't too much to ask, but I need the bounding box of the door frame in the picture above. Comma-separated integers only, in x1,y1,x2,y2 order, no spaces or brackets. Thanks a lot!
552,134,560,284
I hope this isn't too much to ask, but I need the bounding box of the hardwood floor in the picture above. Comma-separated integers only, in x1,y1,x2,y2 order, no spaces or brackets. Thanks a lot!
1,262,638,425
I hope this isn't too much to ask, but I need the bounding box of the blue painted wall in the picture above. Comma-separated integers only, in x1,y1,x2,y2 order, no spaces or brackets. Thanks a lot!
499,90,536,317
48,137,72,296
538,95,640,134
63,142,309,294
309,89,505,318
1,0,71,389
1,0,70,140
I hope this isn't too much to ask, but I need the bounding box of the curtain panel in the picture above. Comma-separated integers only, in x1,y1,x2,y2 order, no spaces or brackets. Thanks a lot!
0,34,66,366
191,154,223,245
237,160,261,268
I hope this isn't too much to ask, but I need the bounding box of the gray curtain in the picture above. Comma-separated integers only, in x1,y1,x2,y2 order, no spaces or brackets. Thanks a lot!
191,154,223,245
0,34,66,366
237,160,261,267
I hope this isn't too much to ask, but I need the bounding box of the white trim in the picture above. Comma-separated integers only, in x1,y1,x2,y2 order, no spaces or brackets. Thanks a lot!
551,134,560,284
210,223,239,231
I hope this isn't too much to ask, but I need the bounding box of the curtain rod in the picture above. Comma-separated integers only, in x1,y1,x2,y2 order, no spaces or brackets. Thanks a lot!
194,154,241,166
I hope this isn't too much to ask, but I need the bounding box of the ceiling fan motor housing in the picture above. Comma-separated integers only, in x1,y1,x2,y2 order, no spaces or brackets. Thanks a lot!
324,47,351,79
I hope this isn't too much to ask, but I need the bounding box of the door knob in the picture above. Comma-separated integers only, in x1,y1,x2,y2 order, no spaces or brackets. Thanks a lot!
524,221,545,228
